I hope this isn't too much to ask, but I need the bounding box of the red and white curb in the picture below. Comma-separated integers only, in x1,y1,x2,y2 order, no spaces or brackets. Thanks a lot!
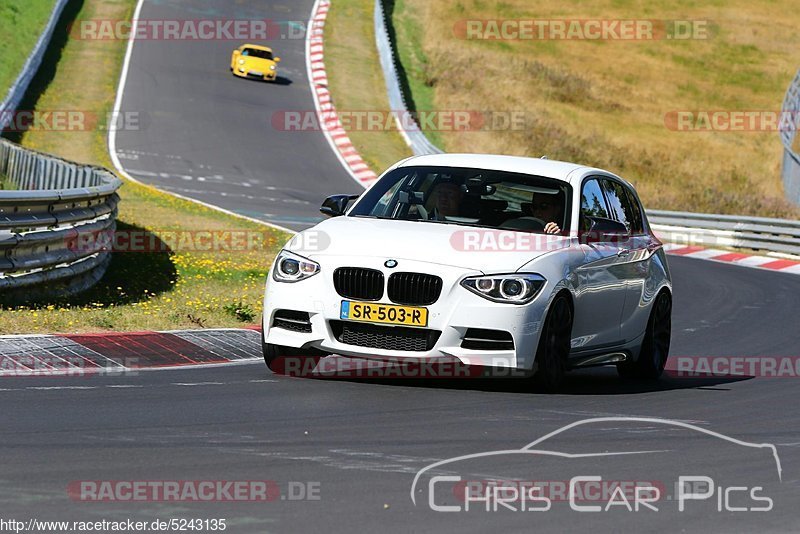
306,0,378,189
0,328,262,377
662,243,800,275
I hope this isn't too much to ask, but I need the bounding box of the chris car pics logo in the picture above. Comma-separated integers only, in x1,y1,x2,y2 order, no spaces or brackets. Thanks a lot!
410,417,781,513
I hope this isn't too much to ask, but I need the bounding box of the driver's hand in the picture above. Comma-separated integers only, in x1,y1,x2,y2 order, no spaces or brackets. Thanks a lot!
544,222,561,234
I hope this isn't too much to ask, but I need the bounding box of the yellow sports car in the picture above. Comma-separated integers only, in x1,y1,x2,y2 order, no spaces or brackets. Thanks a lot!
230,44,281,82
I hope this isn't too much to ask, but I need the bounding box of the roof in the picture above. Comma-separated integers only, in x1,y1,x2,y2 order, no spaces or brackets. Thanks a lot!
396,153,600,183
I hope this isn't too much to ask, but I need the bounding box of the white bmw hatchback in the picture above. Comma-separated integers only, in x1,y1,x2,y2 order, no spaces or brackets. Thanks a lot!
262,154,672,391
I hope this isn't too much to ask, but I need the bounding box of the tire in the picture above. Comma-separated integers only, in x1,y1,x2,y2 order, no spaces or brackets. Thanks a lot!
617,291,672,379
262,341,324,374
262,342,289,371
533,294,573,392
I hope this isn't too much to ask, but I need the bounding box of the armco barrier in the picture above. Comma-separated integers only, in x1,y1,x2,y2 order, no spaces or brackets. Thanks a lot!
648,210,800,256
0,138,122,301
374,0,441,156
374,0,800,257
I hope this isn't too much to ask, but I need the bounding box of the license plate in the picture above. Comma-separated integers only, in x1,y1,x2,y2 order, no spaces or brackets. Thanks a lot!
249,71,263,76
340,301,428,327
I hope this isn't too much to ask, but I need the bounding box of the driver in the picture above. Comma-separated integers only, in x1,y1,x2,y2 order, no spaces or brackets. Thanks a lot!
527,191,564,234
427,181,463,218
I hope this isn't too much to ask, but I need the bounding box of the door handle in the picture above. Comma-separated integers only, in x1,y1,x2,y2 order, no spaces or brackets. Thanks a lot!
617,249,631,257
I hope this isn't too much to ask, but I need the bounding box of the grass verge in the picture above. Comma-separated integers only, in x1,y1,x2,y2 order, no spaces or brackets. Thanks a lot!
380,0,800,218
0,0,57,100
0,0,290,334
325,0,412,174
0,173,14,189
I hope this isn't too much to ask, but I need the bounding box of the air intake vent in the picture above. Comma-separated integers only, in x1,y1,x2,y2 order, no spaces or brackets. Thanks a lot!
330,321,440,352
461,328,514,351
333,267,384,301
387,272,443,306
272,310,312,333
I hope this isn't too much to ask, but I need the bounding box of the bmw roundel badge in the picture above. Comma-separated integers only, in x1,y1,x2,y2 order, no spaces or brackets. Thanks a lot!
384,259,398,268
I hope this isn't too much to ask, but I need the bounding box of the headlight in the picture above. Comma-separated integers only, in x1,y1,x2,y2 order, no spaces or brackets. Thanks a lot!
238,59,245,65
461,273,545,304
269,65,276,71
272,250,320,283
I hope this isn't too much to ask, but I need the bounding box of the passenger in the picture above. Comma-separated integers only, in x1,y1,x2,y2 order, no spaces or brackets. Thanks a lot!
427,182,464,218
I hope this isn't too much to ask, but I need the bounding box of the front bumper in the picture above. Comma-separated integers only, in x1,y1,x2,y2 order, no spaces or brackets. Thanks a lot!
263,255,553,370
234,68,277,81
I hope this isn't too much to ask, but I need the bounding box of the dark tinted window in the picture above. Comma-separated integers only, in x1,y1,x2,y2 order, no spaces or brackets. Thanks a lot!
602,179,645,234
242,48,273,60
580,179,609,219
348,166,571,233
624,187,645,234
601,179,631,230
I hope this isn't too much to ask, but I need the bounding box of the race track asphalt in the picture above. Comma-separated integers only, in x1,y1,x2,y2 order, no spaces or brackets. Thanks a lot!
3,256,800,532
113,0,360,231
4,0,799,532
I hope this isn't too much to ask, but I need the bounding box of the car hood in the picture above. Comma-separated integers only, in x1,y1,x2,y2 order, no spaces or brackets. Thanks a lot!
240,57,276,70
285,216,571,273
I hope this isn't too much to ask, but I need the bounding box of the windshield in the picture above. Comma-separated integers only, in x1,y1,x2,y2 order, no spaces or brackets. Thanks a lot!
242,48,273,60
349,165,571,233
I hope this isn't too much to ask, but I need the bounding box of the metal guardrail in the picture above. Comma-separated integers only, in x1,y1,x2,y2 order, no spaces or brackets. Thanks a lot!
780,69,800,206
0,0,70,131
648,210,800,256
373,0,800,258
374,0,442,156
0,138,122,301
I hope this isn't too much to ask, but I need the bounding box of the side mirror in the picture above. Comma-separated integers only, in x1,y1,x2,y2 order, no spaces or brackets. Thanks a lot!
233,50,240,56
320,194,359,217
580,217,630,244
274,57,281,63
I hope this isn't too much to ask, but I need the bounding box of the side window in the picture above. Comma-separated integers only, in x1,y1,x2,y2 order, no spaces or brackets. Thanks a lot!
624,187,645,235
601,179,633,232
372,178,405,217
366,172,412,217
581,179,610,221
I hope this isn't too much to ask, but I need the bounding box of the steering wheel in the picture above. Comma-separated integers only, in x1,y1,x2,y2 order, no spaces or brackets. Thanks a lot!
523,216,546,226
499,216,546,232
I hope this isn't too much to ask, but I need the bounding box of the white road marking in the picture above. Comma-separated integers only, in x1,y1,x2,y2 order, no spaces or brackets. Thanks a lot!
171,382,225,386
26,386,97,391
